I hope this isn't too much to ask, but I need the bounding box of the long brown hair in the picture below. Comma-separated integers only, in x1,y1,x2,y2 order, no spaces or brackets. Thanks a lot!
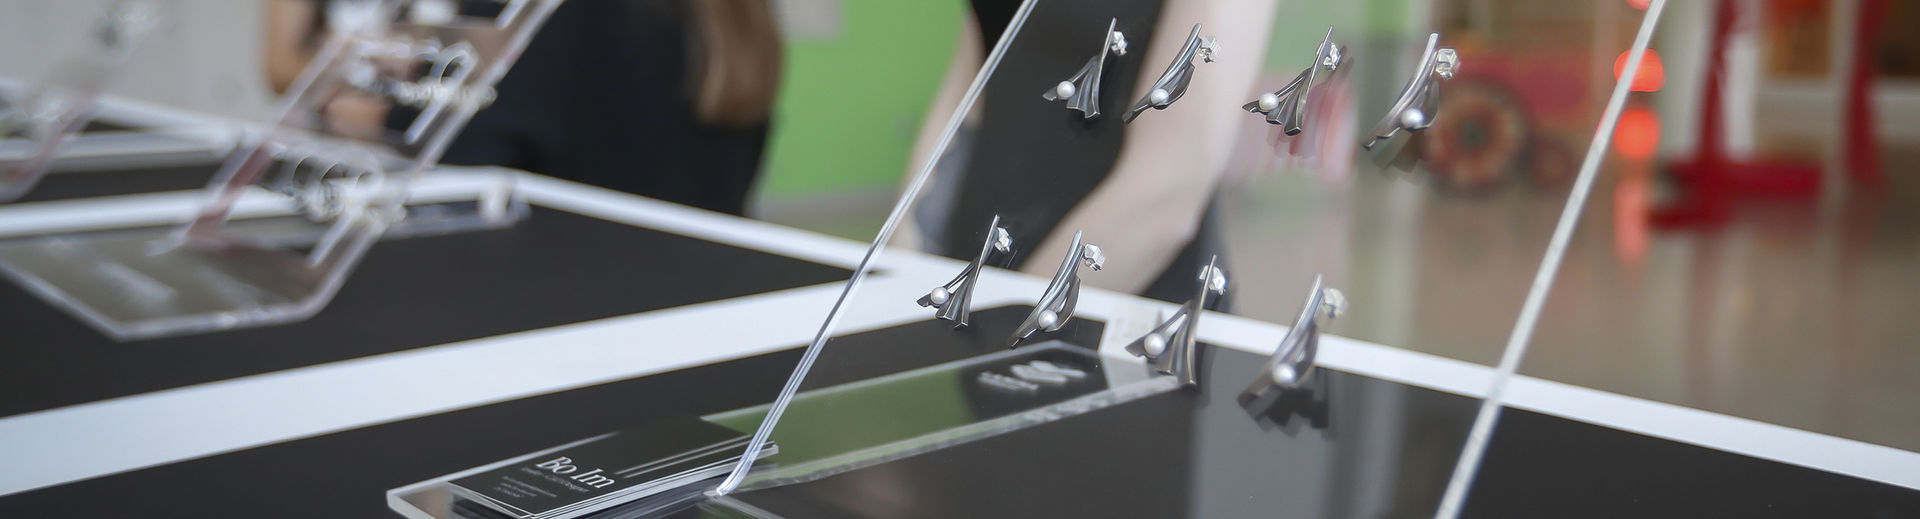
686,0,783,128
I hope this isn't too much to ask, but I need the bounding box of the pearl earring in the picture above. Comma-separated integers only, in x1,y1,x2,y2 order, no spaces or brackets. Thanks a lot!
1043,18,1127,120
1122,23,1217,123
1241,275,1345,402
1245,27,1344,135
1124,256,1228,386
1010,231,1103,347
1364,32,1457,149
919,215,1012,328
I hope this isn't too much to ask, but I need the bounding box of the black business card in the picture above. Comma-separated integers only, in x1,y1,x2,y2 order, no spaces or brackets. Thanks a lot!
449,416,761,519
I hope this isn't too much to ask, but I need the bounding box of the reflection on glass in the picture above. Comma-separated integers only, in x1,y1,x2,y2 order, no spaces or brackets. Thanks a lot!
1519,0,1920,455
1217,0,1661,366
721,1,1662,518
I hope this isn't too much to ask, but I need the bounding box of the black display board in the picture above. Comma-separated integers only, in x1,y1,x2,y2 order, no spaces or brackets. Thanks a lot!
0,207,849,417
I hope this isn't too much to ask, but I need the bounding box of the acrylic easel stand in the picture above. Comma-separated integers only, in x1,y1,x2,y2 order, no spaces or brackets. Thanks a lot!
0,78,241,174
0,0,169,202
0,169,526,340
387,341,1181,519
706,342,1175,492
0,0,560,340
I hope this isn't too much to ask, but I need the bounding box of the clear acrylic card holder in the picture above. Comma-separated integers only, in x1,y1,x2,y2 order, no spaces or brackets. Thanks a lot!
0,0,170,201
0,0,560,340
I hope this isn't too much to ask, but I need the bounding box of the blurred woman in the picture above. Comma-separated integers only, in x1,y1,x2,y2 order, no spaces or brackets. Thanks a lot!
899,0,1276,303
263,0,782,215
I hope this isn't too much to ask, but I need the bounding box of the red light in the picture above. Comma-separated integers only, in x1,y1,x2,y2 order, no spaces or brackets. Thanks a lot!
1613,49,1665,92
1626,0,1652,10
1613,107,1659,159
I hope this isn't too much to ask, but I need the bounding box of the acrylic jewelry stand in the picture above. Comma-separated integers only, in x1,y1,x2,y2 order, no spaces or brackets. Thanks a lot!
0,0,560,340
0,0,169,202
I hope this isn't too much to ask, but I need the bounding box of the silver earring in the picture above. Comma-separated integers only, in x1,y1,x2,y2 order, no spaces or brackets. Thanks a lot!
918,215,1012,328
1123,23,1218,123
269,147,315,199
1010,231,1103,347
264,147,340,222
1364,33,1456,149
1241,275,1345,401
1245,27,1343,135
1124,256,1226,386
1043,18,1127,120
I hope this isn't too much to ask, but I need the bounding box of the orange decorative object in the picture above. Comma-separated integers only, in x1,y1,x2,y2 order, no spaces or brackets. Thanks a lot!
1613,107,1659,160
1612,49,1665,92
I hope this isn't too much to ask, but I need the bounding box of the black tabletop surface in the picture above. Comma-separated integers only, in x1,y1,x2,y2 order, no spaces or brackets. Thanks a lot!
728,343,1920,518
2,306,1912,518
16,160,220,203
0,207,850,417
0,306,1090,518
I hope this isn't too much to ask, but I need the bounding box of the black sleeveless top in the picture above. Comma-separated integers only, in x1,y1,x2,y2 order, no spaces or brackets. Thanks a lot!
339,0,766,216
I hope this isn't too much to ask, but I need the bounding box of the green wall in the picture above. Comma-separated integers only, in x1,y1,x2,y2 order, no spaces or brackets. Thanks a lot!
757,0,1412,199
757,1,965,198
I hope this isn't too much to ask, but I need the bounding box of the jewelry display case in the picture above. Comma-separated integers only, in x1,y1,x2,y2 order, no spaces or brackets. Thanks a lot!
0,0,559,340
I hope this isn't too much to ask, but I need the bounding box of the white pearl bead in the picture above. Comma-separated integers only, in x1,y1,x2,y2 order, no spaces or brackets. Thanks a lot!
928,287,950,306
1399,108,1427,130
1257,93,1281,112
1142,333,1167,356
1272,365,1297,386
1148,88,1171,107
1037,310,1059,329
1054,81,1076,99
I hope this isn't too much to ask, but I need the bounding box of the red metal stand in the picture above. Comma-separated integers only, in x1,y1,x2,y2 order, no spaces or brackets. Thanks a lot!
1653,0,1882,228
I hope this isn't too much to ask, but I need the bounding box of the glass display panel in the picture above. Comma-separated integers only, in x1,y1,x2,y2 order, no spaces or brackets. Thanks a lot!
1212,0,1664,366
1430,1,1669,516
1497,0,1920,448
0,0,555,340
1497,0,1920,489
715,1,1664,518
715,0,1080,495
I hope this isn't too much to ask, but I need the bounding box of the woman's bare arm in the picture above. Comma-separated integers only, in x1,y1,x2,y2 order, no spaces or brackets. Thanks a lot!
892,13,982,252
263,0,318,94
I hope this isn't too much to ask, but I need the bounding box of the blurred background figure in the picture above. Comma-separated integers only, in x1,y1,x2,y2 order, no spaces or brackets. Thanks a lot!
262,0,782,215
896,0,1279,304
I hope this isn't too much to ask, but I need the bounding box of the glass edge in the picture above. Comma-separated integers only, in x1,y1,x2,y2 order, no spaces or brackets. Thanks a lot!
1430,1,1672,517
